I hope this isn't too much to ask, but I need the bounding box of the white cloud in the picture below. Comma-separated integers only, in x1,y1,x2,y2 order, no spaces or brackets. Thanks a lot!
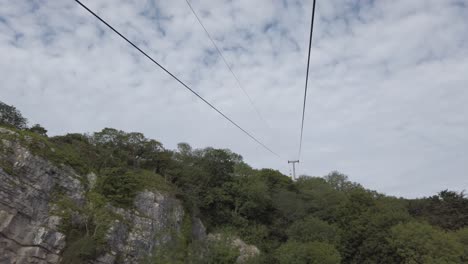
1,0,467,198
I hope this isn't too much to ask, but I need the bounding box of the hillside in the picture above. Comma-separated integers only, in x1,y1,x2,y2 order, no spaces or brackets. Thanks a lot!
1,101,468,264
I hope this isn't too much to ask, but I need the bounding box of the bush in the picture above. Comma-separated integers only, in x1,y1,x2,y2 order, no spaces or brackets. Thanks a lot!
187,234,240,264
0,101,27,129
286,216,339,245
55,192,113,264
275,241,341,264
97,168,140,208
61,236,101,264
388,222,464,263
28,124,47,136
97,168,173,208
455,227,468,262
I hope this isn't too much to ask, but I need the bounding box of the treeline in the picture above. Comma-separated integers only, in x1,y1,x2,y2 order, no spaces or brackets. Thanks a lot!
1,100,468,264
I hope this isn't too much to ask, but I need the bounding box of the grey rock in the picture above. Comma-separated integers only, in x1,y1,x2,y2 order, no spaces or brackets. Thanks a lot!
232,237,261,263
94,191,185,263
191,217,207,241
0,136,84,264
94,253,116,264
0,127,16,135
207,233,261,264
87,172,97,189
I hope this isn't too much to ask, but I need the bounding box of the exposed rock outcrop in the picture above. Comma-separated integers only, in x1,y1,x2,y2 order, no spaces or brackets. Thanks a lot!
207,234,260,263
233,237,261,263
0,132,84,264
93,191,185,263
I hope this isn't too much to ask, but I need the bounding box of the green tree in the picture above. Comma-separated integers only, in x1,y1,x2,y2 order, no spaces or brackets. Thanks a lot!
286,216,339,245
170,146,241,228
230,175,271,223
409,190,468,230
90,128,170,174
295,176,347,222
90,128,128,170
55,192,115,264
28,124,48,136
196,148,237,186
49,133,97,175
234,161,254,177
140,139,167,173
275,241,341,264
125,132,147,168
272,189,306,222
323,171,362,193
256,169,292,191
97,168,140,207
388,221,464,264
337,189,411,264
0,101,28,129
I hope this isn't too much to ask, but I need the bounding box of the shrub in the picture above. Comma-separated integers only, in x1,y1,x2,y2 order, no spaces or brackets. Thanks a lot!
275,241,341,264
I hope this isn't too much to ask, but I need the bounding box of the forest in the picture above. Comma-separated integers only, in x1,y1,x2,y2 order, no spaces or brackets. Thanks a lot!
1,100,468,264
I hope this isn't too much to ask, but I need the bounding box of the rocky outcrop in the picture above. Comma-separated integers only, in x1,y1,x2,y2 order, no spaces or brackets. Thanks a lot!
94,191,185,263
0,131,85,264
207,234,260,263
232,237,261,263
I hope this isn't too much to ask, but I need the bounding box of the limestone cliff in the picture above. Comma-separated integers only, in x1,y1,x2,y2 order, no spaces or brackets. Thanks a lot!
0,128,83,263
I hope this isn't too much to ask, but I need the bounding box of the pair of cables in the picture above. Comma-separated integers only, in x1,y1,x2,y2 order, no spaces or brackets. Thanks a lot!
74,0,317,162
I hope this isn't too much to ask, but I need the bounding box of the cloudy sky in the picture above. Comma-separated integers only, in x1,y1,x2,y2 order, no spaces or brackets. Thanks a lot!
1,0,467,198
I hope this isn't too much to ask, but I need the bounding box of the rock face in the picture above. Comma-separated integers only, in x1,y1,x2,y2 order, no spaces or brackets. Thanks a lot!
94,191,185,264
0,133,84,264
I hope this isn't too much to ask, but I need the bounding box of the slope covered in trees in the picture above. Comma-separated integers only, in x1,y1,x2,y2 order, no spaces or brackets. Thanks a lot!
1,101,467,264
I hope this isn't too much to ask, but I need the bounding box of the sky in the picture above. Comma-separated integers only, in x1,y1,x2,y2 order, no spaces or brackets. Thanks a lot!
0,0,467,198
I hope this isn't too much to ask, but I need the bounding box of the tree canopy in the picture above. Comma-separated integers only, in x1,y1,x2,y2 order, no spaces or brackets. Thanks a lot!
0,101,28,129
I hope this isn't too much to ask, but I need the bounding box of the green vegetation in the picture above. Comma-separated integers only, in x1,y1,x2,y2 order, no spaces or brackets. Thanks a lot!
388,222,464,263
145,215,193,264
188,234,241,264
28,123,48,136
1,100,468,263
276,241,341,264
408,189,468,230
0,101,27,129
0,141,15,176
286,216,339,245
53,191,116,263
